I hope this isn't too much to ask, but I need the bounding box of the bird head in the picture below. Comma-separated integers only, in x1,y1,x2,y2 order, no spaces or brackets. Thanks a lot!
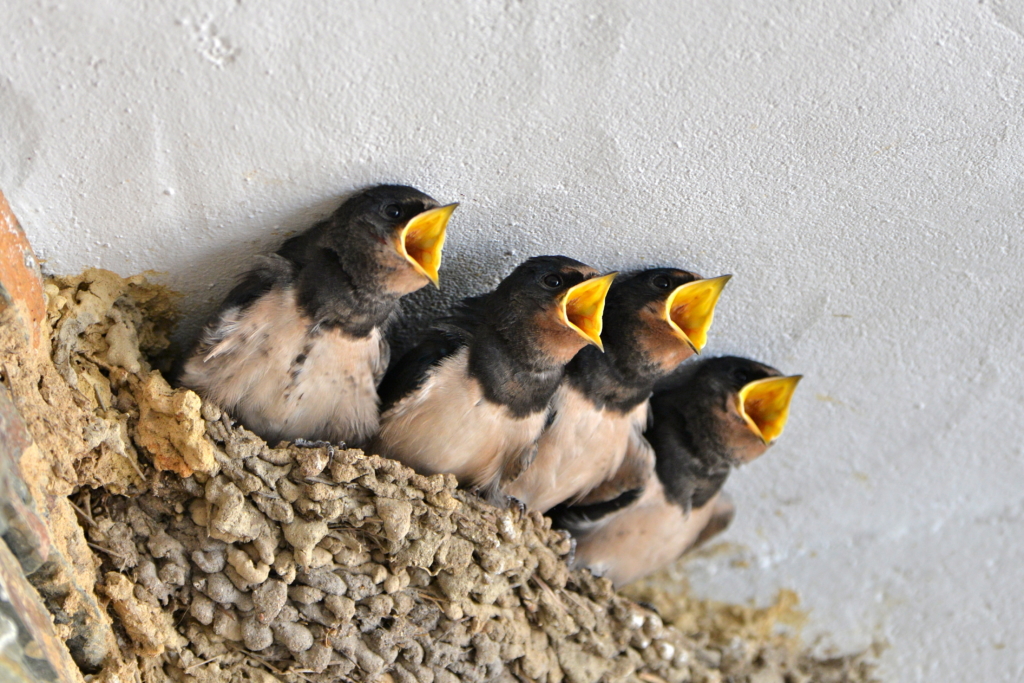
602,268,730,375
704,357,801,462
327,185,457,295
647,357,800,514
493,256,616,365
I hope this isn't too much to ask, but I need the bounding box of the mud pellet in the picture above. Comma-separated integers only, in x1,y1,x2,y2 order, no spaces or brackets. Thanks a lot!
242,614,274,651
274,604,300,623
297,567,347,596
271,621,314,653
252,579,287,624
277,478,301,503
252,493,294,523
212,610,242,641
273,550,297,584
295,447,331,478
189,592,215,625
366,594,394,617
344,573,377,601
191,548,225,574
297,642,332,673
188,500,210,527
204,572,243,605
227,545,270,584
297,601,339,627
288,584,324,604
324,594,356,621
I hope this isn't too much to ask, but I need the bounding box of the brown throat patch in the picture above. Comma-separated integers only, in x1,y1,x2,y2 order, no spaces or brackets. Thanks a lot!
531,302,591,364
637,303,697,373
716,396,771,463
379,242,431,296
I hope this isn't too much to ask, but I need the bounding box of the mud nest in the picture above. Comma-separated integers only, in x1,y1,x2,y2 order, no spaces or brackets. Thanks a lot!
0,268,879,683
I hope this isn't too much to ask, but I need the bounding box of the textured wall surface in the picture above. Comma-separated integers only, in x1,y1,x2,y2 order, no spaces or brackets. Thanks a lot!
2,0,1023,680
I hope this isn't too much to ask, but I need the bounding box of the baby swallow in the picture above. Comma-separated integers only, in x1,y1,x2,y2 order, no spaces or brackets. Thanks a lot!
373,256,615,505
179,185,457,448
553,356,801,587
505,269,730,512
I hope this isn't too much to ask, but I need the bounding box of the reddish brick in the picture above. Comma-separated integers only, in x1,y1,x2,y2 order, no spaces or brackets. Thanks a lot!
0,190,45,350
0,531,81,682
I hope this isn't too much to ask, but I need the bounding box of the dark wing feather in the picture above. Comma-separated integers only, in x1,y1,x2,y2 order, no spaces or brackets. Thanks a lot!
220,254,296,312
376,291,491,412
376,330,464,413
547,487,643,534
435,291,490,340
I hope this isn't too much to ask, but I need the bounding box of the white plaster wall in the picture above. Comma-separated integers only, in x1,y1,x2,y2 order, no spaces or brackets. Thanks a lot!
3,0,1023,679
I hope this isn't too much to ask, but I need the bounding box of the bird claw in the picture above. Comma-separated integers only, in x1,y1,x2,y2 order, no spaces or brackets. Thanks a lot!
557,529,577,566
506,495,528,515
293,438,342,452
634,600,661,616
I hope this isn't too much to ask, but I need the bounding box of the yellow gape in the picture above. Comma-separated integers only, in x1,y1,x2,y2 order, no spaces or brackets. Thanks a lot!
559,273,617,351
664,275,731,352
737,375,803,444
395,203,458,287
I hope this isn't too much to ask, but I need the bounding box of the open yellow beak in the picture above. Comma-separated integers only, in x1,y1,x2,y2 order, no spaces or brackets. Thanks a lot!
737,375,802,444
559,272,617,351
395,203,458,288
664,275,731,353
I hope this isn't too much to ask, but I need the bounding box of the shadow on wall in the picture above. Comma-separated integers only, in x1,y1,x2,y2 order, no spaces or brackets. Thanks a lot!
387,246,518,359
166,192,516,364
162,193,346,353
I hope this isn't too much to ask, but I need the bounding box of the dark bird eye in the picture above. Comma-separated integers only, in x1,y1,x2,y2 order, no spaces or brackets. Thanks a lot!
542,273,563,289
733,368,756,385
652,275,671,289
383,204,402,219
